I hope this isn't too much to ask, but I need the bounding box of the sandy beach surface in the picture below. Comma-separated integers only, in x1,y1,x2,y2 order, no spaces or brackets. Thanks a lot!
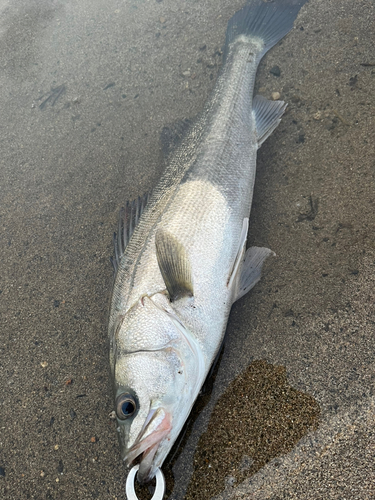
1,0,374,499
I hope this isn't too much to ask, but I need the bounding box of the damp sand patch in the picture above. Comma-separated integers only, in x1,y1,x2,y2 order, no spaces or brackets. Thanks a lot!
186,359,320,499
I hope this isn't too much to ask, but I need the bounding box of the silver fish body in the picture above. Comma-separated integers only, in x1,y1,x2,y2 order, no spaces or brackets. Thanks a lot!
108,0,301,484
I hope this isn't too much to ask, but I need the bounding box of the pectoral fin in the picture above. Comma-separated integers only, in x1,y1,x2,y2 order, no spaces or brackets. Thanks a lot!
234,246,275,302
155,230,193,302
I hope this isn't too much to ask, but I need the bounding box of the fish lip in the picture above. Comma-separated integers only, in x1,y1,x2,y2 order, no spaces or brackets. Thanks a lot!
124,407,172,483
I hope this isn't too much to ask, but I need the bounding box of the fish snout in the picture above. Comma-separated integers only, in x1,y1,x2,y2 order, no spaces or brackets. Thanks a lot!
124,407,172,483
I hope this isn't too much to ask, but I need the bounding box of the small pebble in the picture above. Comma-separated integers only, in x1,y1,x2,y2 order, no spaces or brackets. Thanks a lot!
225,476,236,486
159,17,166,23
270,65,281,76
271,92,281,100
40,471,45,478
313,111,322,120
56,478,59,483
54,444,59,450
90,436,97,443
40,361,48,368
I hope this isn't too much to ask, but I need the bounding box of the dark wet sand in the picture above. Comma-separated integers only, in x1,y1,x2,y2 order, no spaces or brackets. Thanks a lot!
186,360,320,500
1,0,374,499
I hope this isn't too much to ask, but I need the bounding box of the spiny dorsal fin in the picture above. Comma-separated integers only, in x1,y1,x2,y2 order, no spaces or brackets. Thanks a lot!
253,95,287,148
155,229,193,302
111,191,151,274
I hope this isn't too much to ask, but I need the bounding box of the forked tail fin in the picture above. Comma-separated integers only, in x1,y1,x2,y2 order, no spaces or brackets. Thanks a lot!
224,0,303,62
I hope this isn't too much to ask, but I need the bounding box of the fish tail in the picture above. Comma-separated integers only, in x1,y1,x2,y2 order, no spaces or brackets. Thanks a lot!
224,0,302,62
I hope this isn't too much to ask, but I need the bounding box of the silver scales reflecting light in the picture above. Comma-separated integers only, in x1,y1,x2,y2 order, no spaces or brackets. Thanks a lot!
126,465,166,500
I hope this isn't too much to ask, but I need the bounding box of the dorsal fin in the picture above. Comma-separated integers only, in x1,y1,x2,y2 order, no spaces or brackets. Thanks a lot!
155,229,193,302
111,191,151,274
160,118,193,158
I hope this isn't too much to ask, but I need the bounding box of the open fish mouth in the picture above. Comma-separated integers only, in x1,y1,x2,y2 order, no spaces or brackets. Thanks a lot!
125,407,172,483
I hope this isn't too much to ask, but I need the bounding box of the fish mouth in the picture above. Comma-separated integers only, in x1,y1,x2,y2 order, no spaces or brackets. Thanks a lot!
125,407,172,484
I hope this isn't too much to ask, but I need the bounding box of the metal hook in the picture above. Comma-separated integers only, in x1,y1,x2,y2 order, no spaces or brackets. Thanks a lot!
126,465,166,500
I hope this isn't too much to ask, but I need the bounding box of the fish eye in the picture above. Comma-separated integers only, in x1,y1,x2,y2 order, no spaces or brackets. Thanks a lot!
116,393,137,420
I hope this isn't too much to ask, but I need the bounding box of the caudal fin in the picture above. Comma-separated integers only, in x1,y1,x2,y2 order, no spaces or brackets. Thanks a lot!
224,0,302,61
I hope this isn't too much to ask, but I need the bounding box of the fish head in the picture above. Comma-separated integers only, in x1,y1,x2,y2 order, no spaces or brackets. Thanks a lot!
114,350,178,483
115,348,195,483
113,295,204,483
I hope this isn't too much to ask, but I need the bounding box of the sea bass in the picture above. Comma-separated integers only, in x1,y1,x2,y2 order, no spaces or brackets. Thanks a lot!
109,0,301,484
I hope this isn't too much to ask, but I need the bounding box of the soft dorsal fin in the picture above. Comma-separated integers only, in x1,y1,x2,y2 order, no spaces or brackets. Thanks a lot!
160,118,193,158
155,229,193,302
253,95,287,148
111,192,151,274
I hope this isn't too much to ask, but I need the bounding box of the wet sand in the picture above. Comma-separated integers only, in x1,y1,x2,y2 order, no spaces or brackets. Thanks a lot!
1,0,374,499
186,360,320,499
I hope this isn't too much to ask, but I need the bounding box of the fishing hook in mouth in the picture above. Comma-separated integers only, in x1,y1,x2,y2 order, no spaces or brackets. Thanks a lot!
126,464,165,500
124,407,171,483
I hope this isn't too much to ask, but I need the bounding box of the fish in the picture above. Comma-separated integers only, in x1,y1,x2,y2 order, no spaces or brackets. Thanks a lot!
108,0,302,485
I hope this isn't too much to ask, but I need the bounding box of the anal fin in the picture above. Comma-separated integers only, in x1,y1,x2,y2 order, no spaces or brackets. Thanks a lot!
253,95,287,148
